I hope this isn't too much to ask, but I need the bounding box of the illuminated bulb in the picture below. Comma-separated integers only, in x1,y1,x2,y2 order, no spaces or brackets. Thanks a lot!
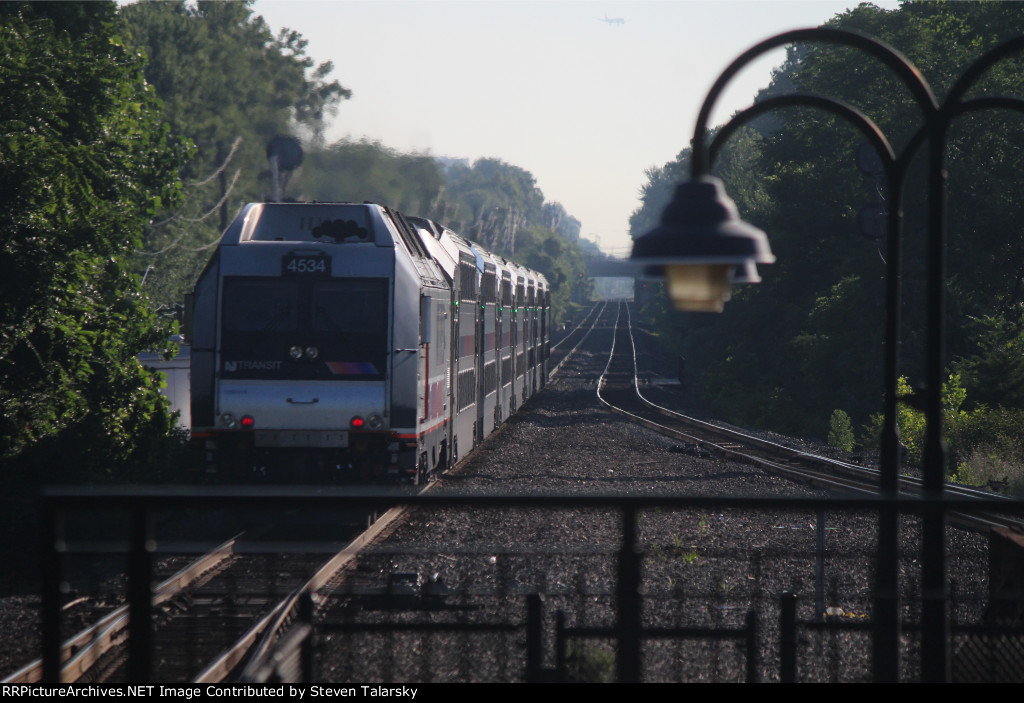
664,264,733,312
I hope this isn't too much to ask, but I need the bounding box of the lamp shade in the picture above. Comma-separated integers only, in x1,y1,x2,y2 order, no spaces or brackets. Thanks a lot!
631,177,773,311
631,177,774,266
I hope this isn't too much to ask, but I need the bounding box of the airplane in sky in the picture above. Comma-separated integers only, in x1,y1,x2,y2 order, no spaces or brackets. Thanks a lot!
597,13,625,25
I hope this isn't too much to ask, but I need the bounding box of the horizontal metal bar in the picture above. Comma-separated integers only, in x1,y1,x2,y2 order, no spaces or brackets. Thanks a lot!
319,622,520,633
40,486,1024,515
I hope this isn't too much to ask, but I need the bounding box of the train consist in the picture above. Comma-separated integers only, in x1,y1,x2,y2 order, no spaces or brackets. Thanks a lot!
190,202,550,482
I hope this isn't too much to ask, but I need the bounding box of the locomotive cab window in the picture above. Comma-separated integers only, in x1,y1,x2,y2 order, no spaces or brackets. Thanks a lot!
220,277,389,380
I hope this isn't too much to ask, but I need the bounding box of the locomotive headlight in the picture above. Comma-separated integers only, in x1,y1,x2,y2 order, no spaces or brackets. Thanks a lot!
305,346,320,360
289,345,303,361
367,414,384,430
219,412,238,429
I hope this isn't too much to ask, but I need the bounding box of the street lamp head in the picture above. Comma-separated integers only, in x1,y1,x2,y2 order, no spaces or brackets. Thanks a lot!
630,176,774,312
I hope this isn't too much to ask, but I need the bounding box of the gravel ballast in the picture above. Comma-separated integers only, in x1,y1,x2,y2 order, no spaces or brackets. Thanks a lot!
314,320,990,683
0,310,994,683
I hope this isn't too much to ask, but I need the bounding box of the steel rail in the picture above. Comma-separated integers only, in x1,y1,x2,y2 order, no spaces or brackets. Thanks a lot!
3,537,239,684
548,301,609,380
208,306,621,684
196,502,408,683
549,300,604,352
232,302,624,682
594,304,874,494
594,302,1022,533
217,468,464,683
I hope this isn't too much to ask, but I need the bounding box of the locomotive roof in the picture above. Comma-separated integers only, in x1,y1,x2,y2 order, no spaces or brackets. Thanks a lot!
216,202,546,292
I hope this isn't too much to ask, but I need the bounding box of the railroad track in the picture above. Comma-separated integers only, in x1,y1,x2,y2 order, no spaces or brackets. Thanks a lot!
5,305,616,686
583,300,1021,534
5,306,612,685
547,300,607,376
3,538,238,684
548,301,615,382
12,299,1016,684
3,505,406,684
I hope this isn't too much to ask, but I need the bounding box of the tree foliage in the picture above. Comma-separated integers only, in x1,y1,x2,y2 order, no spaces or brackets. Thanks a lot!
299,139,445,213
630,2,1024,461
827,409,855,452
433,158,589,322
0,1,188,480
120,0,350,308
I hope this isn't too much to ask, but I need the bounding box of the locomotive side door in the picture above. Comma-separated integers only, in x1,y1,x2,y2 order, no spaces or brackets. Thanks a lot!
418,295,431,425
475,288,485,445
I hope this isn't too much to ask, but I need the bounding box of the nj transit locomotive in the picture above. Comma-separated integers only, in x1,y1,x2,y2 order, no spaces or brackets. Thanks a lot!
190,203,550,483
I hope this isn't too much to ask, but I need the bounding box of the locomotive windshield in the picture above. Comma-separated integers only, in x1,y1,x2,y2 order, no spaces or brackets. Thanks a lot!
220,277,388,380
223,279,300,333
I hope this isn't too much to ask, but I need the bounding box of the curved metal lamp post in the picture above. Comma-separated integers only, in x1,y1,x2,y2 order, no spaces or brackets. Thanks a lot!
633,27,1024,681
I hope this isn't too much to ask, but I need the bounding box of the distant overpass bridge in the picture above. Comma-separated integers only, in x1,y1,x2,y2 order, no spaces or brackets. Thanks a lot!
584,257,641,278
582,256,647,301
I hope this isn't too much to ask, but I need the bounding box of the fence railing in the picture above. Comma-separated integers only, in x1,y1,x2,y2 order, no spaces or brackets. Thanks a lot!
37,487,1024,682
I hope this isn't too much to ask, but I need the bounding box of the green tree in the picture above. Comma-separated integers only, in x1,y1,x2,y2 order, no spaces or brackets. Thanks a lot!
438,158,543,251
542,201,582,241
297,139,446,213
438,158,588,322
512,224,587,323
631,2,1024,446
120,0,350,308
827,409,855,452
952,311,1024,410
0,1,188,480
862,374,991,474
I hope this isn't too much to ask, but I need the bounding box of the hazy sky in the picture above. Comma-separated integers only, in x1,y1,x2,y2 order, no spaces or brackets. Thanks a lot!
254,0,901,256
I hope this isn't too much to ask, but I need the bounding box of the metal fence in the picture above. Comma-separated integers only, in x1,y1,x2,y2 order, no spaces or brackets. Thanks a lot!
37,487,1024,683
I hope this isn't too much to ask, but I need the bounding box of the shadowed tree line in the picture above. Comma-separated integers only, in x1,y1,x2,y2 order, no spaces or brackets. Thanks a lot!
631,1,1024,491
1,0,350,484
121,0,350,309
